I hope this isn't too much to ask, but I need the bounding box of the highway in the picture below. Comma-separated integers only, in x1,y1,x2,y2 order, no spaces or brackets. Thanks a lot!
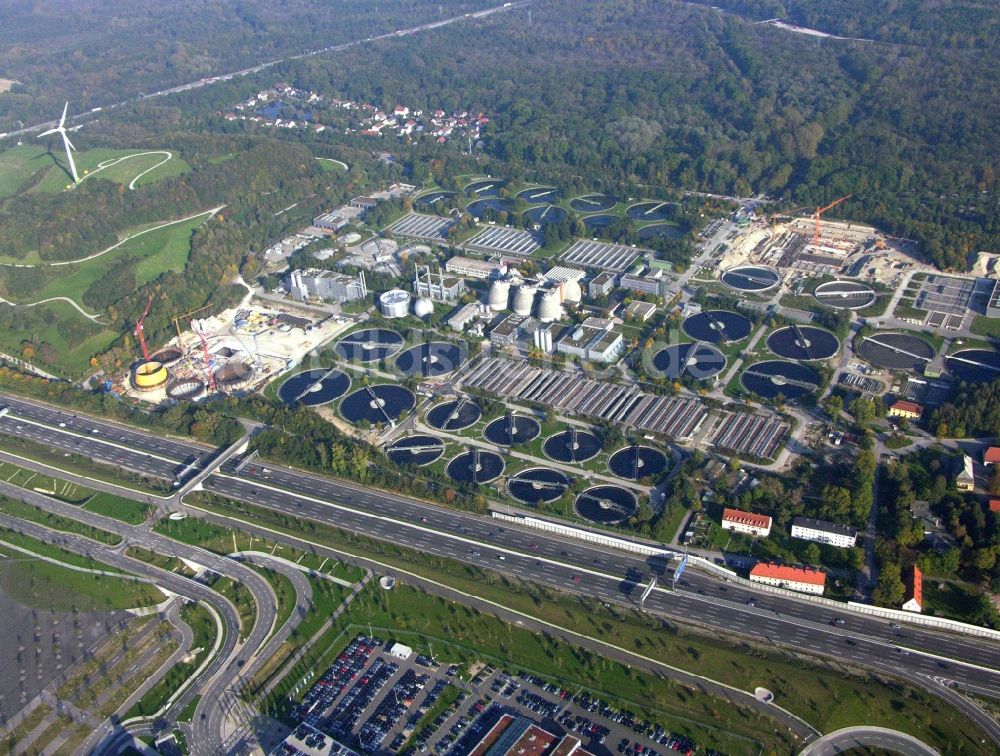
2,393,1000,749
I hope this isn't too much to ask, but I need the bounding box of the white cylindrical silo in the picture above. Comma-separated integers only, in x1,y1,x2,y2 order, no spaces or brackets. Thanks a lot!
488,279,511,312
537,289,561,323
513,285,536,317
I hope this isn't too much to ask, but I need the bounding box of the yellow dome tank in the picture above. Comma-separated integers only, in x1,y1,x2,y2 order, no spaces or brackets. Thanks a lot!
132,361,168,391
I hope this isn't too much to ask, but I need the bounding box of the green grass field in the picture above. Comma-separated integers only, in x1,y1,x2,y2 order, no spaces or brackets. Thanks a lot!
82,492,153,524
0,144,189,198
0,540,163,611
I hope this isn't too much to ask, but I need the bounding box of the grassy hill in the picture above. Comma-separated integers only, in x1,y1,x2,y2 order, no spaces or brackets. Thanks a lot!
0,144,190,198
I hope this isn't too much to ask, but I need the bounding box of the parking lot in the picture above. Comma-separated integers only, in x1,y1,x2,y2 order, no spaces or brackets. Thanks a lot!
290,637,709,756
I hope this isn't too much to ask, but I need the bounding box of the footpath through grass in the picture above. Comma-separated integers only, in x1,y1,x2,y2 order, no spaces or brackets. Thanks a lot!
187,492,993,754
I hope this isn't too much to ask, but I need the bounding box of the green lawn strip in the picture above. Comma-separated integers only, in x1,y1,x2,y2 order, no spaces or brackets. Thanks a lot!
209,575,256,640
0,703,53,752
82,492,153,524
189,492,990,752
124,601,215,720
0,458,91,502
0,494,121,544
176,694,202,724
0,531,163,612
967,316,1000,341
125,545,196,576
256,565,297,640
0,432,173,494
150,513,363,582
406,683,461,750
246,576,348,694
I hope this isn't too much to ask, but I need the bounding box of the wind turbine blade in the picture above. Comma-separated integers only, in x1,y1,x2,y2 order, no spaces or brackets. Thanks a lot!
63,133,76,151
38,128,59,138
59,101,68,128
61,133,80,183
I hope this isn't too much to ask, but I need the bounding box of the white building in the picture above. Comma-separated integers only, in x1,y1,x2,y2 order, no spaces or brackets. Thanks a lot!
556,317,624,364
448,302,481,332
446,256,505,280
389,642,412,660
790,516,857,548
721,507,772,538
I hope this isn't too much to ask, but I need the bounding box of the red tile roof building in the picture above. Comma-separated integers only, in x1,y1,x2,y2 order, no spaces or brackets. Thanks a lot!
984,447,1000,465
989,499,1000,514
902,564,923,612
749,562,826,595
720,508,773,537
888,400,924,419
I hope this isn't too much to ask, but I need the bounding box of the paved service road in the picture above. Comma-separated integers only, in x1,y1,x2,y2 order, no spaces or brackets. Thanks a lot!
799,726,940,756
3,394,1000,748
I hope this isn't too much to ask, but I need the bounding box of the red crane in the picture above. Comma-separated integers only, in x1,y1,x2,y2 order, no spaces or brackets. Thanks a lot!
196,325,217,392
812,194,852,247
134,294,155,361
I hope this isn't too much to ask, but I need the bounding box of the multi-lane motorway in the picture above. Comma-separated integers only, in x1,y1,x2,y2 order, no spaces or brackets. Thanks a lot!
2,392,1000,749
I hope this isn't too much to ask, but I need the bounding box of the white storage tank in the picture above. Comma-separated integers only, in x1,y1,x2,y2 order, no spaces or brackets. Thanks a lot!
413,297,434,318
379,289,411,319
488,279,511,312
512,285,536,317
537,289,562,323
562,278,582,304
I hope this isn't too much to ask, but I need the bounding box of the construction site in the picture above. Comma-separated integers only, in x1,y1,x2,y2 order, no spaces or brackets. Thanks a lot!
718,197,925,287
119,297,349,404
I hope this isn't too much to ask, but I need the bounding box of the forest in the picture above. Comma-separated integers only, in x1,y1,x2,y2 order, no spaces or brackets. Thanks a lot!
178,0,1000,271
0,0,489,131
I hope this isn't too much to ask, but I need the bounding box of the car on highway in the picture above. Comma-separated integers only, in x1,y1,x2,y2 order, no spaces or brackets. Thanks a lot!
745,599,756,607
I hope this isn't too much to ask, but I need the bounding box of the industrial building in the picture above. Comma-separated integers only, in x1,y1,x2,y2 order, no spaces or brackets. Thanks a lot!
721,508,772,537
490,314,529,347
448,302,482,331
288,269,368,303
790,516,858,548
619,268,671,298
588,271,617,298
446,256,506,279
623,300,657,322
543,266,585,303
313,211,349,232
749,563,826,595
412,266,466,301
556,317,624,364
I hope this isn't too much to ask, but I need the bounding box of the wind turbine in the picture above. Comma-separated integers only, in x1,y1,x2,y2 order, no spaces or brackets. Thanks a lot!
38,102,79,185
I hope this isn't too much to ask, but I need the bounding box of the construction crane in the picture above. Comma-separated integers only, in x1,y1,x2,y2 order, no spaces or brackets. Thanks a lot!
812,194,852,247
134,294,155,361
171,305,212,370
197,326,217,392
